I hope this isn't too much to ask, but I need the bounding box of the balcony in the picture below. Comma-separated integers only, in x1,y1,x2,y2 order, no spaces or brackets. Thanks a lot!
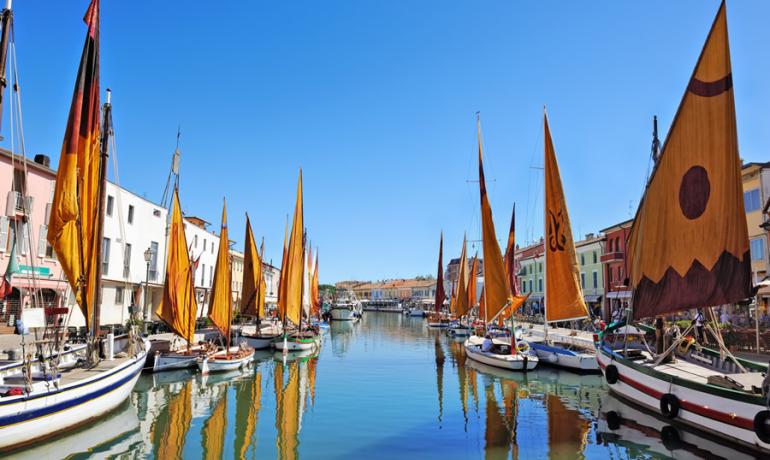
600,252,624,263
5,191,34,217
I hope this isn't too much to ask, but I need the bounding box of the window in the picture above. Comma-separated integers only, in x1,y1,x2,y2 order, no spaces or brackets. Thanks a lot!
581,272,586,288
581,254,585,266
203,239,207,252
539,262,542,273
529,280,533,293
593,271,598,289
106,195,114,216
149,241,159,281
593,251,597,264
744,188,761,212
751,237,766,262
127,205,134,224
115,286,124,304
102,237,111,274
521,280,525,293
123,243,132,278
201,264,206,286
210,266,213,287
538,278,543,292
153,209,161,217
194,235,198,248
608,266,613,282
0,216,8,252
211,242,214,254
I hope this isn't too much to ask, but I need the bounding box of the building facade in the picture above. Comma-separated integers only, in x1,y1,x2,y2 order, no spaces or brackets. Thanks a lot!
600,219,633,321
742,162,770,309
184,216,220,319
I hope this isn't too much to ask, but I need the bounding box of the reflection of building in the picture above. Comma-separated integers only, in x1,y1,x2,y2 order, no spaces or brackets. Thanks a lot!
600,219,633,321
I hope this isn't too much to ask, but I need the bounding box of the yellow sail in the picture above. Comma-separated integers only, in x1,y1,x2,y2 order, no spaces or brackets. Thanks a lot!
156,379,193,460
478,120,527,321
46,0,101,329
208,200,233,341
156,190,198,343
283,171,305,326
202,389,227,460
277,219,289,322
452,234,469,317
628,2,751,319
311,251,320,317
467,254,478,312
543,114,589,322
240,214,264,317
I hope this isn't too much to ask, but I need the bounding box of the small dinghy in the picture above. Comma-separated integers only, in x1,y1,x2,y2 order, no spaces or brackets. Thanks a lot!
464,336,538,371
197,345,255,375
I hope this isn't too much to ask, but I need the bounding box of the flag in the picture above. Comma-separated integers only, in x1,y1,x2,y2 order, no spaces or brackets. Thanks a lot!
46,0,101,329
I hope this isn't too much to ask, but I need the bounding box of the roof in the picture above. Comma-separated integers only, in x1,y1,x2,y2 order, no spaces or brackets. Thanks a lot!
599,218,634,233
0,148,56,177
186,216,210,229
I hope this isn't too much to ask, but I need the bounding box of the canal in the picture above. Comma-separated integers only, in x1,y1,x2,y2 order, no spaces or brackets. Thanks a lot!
7,313,754,459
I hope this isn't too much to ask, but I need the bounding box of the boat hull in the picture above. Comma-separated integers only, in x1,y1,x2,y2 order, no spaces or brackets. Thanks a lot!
529,341,599,372
197,350,255,374
273,336,319,351
427,322,450,328
0,338,149,451
241,333,282,350
407,309,425,317
463,339,538,371
330,308,358,321
151,351,200,373
597,345,770,453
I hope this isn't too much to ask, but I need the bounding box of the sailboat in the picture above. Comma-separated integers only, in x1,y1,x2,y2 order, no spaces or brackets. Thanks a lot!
526,112,599,372
596,2,770,453
151,189,207,371
274,171,320,351
0,0,148,449
449,253,477,337
240,214,282,349
464,118,537,371
197,200,255,373
430,233,460,328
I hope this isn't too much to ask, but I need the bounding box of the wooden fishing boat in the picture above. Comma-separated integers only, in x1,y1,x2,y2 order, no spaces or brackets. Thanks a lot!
463,118,537,372
526,112,598,372
198,200,254,374
597,3,770,453
0,1,152,450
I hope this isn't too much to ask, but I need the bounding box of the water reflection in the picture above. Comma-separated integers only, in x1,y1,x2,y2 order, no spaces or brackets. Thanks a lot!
4,312,761,459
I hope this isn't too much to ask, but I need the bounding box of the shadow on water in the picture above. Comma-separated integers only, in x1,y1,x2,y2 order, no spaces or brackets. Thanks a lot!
4,312,761,459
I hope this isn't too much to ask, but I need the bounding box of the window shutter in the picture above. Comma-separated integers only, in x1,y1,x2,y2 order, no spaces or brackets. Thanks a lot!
19,222,29,255
37,224,48,258
0,216,8,252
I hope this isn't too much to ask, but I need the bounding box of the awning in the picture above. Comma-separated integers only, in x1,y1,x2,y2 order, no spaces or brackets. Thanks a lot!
584,295,603,303
607,290,631,299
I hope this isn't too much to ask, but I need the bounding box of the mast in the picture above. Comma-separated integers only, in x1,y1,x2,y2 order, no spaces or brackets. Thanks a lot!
0,0,12,134
91,88,112,338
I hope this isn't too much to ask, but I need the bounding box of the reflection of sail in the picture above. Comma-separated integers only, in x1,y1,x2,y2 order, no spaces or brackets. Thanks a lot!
449,340,469,425
467,364,479,413
547,394,589,460
234,370,262,458
155,379,192,459
484,384,513,460
307,356,318,407
201,386,228,460
500,380,519,460
276,362,301,460
434,335,445,424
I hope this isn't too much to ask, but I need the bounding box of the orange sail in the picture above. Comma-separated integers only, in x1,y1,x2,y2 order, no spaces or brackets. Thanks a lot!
452,234,469,317
467,254,478,312
477,120,527,321
628,2,752,319
156,189,198,343
543,114,589,322
208,200,233,343
240,214,265,318
47,0,101,328
283,171,305,326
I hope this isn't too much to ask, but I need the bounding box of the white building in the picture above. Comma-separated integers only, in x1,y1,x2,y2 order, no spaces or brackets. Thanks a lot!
184,216,220,318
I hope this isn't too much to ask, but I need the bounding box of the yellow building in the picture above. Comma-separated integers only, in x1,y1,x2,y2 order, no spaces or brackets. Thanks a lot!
230,249,244,305
742,162,770,306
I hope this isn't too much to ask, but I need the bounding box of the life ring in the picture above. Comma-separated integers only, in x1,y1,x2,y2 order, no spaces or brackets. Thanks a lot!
517,342,530,353
605,411,621,431
677,336,696,354
605,364,620,385
753,410,770,444
660,393,680,419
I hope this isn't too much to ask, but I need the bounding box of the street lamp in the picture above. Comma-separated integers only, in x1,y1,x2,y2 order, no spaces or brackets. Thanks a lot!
143,247,154,322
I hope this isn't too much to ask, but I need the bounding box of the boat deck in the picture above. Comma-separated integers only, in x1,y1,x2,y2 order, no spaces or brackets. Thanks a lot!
58,356,133,386
518,322,595,348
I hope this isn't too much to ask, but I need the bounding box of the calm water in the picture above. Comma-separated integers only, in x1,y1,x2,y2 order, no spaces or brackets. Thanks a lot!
7,313,755,459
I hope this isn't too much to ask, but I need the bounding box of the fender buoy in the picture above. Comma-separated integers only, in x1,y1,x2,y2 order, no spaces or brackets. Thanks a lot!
660,425,682,450
517,342,530,353
753,410,770,444
605,364,619,384
660,393,680,419
605,411,621,431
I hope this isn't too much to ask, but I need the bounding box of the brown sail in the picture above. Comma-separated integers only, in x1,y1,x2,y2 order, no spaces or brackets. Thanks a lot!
434,232,447,313
628,2,752,319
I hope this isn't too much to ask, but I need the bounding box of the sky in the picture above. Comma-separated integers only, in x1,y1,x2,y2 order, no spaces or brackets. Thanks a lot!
3,1,770,284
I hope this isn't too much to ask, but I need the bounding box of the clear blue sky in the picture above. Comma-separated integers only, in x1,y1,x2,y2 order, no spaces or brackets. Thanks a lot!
4,1,770,283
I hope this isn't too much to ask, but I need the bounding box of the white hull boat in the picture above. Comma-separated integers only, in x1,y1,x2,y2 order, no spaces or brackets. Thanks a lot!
241,333,282,350
529,341,599,372
407,309,425,317
197,347,255,374
273,334,320,351
330,307,359,321
0,336,149,451
151,350,202,373
464,337,538,371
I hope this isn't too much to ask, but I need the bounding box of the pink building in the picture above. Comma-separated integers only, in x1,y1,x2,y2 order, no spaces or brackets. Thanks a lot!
0,150,66,332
